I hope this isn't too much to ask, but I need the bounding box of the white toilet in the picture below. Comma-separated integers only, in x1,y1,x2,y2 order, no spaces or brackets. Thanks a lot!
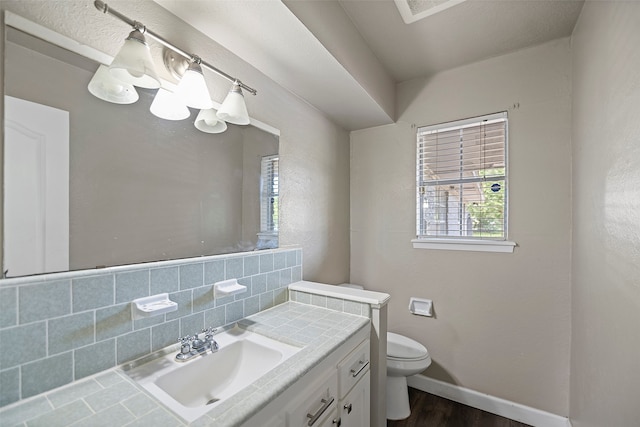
339,284,431,420
386,331,431,420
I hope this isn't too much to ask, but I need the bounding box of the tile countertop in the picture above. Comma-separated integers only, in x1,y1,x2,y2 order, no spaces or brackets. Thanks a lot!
0,302,371,427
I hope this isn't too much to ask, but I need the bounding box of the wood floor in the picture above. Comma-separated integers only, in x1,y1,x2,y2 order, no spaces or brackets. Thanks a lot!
387,388,533,427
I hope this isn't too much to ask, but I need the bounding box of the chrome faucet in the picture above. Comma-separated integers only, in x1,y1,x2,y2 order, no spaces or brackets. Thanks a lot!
176,327,219,362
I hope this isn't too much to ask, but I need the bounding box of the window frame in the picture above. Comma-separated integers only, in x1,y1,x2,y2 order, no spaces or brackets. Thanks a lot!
412,112,516,253
259,154,279,234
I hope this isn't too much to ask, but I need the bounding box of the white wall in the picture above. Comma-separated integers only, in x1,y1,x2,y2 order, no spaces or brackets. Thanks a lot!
0,0,351,283
282,0,395,120
351,39,572,415
570,2,640,426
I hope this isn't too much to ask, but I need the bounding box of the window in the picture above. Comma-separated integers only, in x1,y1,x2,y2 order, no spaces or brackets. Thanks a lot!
413,112,515,252
258,155,279,249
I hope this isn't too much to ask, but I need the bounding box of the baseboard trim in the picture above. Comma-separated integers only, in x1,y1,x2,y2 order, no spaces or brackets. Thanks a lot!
407,374,571,427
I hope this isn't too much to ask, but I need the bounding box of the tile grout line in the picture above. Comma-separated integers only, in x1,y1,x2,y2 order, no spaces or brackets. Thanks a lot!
18,365,22,402
14,285,19,327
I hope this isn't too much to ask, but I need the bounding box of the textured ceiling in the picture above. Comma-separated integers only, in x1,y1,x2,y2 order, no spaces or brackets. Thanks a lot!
155,0,584,131
154,0,395,130
339,0,585,82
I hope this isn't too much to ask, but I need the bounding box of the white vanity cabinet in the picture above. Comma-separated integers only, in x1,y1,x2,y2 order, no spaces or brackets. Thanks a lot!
287,371,338,426
262,414,286,427
336,340,371,427
244,326,371,427
338,371,370,427
286,339,371,427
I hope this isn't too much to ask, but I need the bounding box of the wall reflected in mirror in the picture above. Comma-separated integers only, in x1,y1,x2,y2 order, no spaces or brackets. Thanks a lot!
3,27,279,278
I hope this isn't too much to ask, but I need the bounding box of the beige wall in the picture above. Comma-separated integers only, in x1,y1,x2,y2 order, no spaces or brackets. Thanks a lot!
351,39,572,415
570,2,640,426
0,0,350,283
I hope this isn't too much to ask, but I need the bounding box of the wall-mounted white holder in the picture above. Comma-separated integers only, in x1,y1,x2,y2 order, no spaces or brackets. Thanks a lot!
409,297,433,317
214,278,247,298
131,293,178,320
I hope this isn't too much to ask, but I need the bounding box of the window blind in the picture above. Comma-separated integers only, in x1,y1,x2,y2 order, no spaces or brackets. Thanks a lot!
416,112,507,240
260,155,279,233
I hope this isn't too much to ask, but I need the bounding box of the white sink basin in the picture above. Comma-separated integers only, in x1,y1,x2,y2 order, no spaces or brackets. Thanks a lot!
124,326,301,422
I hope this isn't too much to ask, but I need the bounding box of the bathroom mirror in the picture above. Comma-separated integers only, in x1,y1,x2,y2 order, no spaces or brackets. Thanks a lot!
3,24,279,278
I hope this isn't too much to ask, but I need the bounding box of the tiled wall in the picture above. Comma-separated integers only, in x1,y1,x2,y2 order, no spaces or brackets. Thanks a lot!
289,290,371,318
0,248,302,407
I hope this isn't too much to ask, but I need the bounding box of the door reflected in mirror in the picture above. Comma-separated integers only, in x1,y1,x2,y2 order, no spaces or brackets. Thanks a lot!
3,26,279,278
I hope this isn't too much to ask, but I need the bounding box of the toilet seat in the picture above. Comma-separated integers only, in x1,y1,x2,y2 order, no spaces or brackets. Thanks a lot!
387,353,430,363
387,332,428,360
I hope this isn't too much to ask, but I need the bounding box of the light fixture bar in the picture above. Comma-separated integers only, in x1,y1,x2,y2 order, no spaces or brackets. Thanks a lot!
93,0,257,95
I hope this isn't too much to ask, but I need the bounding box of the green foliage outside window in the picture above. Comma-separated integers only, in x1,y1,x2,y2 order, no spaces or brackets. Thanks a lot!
466,168,505,237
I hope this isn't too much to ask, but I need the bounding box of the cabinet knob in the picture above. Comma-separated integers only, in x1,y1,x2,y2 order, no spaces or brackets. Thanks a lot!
343,403,353,414
332,418,342,426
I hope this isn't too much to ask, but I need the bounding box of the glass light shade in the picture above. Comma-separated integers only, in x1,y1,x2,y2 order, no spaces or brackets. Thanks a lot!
175,62,213,110
194,108,228,134
88,64,139,104
150,88,190,121
216,82,250,125
109,30,160,89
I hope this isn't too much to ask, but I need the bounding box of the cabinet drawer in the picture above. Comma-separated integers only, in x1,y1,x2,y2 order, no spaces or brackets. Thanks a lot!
287,371,338,427
337,340,370,399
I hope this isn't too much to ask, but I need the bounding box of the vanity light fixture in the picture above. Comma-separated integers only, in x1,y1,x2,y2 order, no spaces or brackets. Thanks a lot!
194,108,228,134
92,0,257,129
109,29,161,89
87,64,139,104
217,80,251,125
150,88,190,121
174,58,214,110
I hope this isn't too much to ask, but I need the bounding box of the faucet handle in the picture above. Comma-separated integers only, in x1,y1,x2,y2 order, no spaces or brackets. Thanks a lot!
178,335,193,345
203,327,219,352
202,327,217,339
177,335,193,355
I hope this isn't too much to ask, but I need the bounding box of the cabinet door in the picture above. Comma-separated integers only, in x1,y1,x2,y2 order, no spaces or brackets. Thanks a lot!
317,409,340,427
287,372,338,427
339,371,370,427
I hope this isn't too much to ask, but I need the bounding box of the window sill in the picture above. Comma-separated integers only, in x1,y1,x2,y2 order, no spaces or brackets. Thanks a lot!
411,238,516,253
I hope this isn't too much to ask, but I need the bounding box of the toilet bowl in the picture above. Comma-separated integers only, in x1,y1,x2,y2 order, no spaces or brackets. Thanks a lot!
339,284,431,420
386,332,431,420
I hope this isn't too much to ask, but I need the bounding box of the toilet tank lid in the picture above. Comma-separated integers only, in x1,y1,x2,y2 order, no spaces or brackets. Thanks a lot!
387,332,428,359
